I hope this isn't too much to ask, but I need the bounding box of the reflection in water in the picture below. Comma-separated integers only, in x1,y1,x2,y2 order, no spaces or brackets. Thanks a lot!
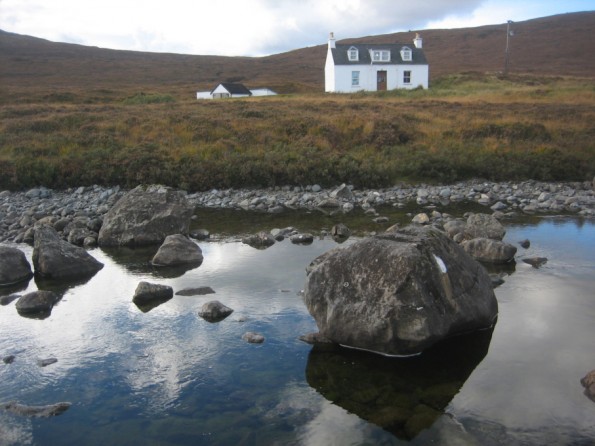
101,246,202,278
306,328,493,440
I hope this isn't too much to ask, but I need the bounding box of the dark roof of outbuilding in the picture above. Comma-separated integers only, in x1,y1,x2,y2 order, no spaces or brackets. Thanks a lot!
331,44,427,65
213,83,252,95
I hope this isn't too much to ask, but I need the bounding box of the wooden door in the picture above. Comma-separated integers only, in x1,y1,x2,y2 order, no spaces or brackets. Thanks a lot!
377,71,387,91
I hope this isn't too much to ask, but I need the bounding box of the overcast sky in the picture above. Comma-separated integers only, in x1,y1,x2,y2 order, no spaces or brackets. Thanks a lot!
0,0,592,56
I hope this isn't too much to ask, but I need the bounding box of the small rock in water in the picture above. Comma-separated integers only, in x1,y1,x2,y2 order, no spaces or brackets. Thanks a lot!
242,332,265,344
198,300,234,322
175,286,215,296
519,239,531,249
2,401,71,418
37,358,58,367
581,370,595,402
522,257,548,268
290,233,314,245
3,355,15,364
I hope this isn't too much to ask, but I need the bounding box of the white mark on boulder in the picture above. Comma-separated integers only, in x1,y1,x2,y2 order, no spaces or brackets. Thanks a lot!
433,254,447,273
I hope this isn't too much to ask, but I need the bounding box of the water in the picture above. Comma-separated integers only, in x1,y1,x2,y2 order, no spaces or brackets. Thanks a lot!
1,210,595,445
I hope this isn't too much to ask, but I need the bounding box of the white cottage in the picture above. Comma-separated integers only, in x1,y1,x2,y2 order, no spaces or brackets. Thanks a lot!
325,32,429,93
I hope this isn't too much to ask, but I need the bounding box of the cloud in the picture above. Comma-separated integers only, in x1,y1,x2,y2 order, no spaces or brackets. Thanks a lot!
0,0,585,55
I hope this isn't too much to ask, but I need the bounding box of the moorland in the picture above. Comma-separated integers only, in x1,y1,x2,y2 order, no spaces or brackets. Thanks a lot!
0,12,594,191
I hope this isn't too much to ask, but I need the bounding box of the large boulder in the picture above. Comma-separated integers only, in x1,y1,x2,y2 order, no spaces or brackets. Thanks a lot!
461,238,517,264
98,185,194,247
0,246,33,286
303,225,498,356
33,226,104,280
151,234,203,267
463,213,506,241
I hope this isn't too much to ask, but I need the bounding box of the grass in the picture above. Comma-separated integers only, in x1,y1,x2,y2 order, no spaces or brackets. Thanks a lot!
0,74,594,191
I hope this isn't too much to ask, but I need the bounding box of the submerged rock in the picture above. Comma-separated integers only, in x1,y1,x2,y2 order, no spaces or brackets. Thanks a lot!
37,358,58,367
0,246,33,286
242,332,265,344
2,401,71,417
175,286,215,296
303,225,497,356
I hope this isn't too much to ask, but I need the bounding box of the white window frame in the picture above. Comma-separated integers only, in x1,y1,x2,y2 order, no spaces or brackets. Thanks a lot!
401,46,412,61
403,70,411,84
352,71,360,86
371,50,390,62
348,46,359,62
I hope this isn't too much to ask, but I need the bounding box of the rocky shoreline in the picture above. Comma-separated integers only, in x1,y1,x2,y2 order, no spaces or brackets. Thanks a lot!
1,179,594,244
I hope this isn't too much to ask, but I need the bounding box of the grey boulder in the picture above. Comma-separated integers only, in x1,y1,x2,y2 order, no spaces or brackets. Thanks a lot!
98,185,194,247
15,290,61,316
198,300,233,322
464,213,506,241
461,238,517,264
303,225,498,356
132,281,173,307
32,225,104,280
0,246,33,286
151,234,203,267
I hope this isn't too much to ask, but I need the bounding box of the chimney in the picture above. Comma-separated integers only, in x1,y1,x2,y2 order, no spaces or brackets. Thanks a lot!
328,32,336,49
413,33,422,49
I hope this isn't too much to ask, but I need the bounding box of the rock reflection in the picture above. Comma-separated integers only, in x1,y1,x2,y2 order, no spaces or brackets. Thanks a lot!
305,328,493,440
101,246,200,278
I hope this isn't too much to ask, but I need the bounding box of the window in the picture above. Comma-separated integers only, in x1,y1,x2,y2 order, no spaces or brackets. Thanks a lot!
403,70,411,84
371,50,390,62
400,46,412,61
348,46,359,61
352,71,360,86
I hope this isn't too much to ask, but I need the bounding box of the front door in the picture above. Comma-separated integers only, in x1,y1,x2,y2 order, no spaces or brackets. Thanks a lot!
377,71,387,91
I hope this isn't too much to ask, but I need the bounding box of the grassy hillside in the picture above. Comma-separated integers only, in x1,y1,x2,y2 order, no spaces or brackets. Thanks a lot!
0,13,594,191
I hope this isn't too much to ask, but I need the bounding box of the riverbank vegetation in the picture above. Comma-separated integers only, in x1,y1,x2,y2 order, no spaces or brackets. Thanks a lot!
1,74,594,191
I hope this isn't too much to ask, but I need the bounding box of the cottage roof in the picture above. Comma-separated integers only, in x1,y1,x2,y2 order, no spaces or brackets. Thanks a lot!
213,83,252,95
331,43,427,65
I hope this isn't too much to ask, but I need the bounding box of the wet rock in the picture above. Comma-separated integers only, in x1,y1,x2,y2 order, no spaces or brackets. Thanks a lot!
519,239,531,249
37,357,58,367
132,281,173,307
175,286,215,296
461,238,517,264
151,234,203,267
242,332,265,344
522,257,548,268
303,225,498,356
290,233,314,245
15,291,61,316
270,227,294,241
98,185,194,247
2,401,71,417
242,231,276,249
3,355,15,364
0,246,33,286
198,300,234,322
298,332,337,349
32,225,104,280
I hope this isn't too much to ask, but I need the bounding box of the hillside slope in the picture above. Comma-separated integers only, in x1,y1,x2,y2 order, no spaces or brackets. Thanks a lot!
0,11,594,96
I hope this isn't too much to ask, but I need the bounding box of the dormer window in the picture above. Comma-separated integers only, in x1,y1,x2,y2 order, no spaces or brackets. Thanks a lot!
371,50,390,62
400,46,412,61
348,46,359,61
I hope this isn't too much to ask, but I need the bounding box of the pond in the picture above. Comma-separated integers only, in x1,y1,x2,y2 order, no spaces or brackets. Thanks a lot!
1,207,595,445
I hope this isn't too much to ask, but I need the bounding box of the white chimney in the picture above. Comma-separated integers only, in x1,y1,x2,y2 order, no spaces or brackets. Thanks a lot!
413,33,422,49
328,32,336,49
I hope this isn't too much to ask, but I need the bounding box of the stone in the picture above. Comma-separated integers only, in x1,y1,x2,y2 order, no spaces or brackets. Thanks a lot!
519,239,531,249
464,213,506,241
0,246,33,286
298,332,336,346
442,220,466,239
412,213,430,225
37,358,58,367
198,300,234,322
460,238,517,264
373,216,389,224
2,401,71,417
303,225,498,356
331,223,351,242
15,290,61,316
151,234,203,267
330,184,353,200
316,198,342,208
98,185,194,247
3,355,15,364
290,233,314,244
581,370,595,402
175,286,215,296
242,231,276,249
242,332,265,344
189,229,210,240
32,225,104,280
522,257,548,268
133,280,173,301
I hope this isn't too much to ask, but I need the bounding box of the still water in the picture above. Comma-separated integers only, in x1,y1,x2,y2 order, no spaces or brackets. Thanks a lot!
1,208,594,445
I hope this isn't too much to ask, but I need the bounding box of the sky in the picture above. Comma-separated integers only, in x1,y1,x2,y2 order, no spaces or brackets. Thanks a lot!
0,0,593,56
